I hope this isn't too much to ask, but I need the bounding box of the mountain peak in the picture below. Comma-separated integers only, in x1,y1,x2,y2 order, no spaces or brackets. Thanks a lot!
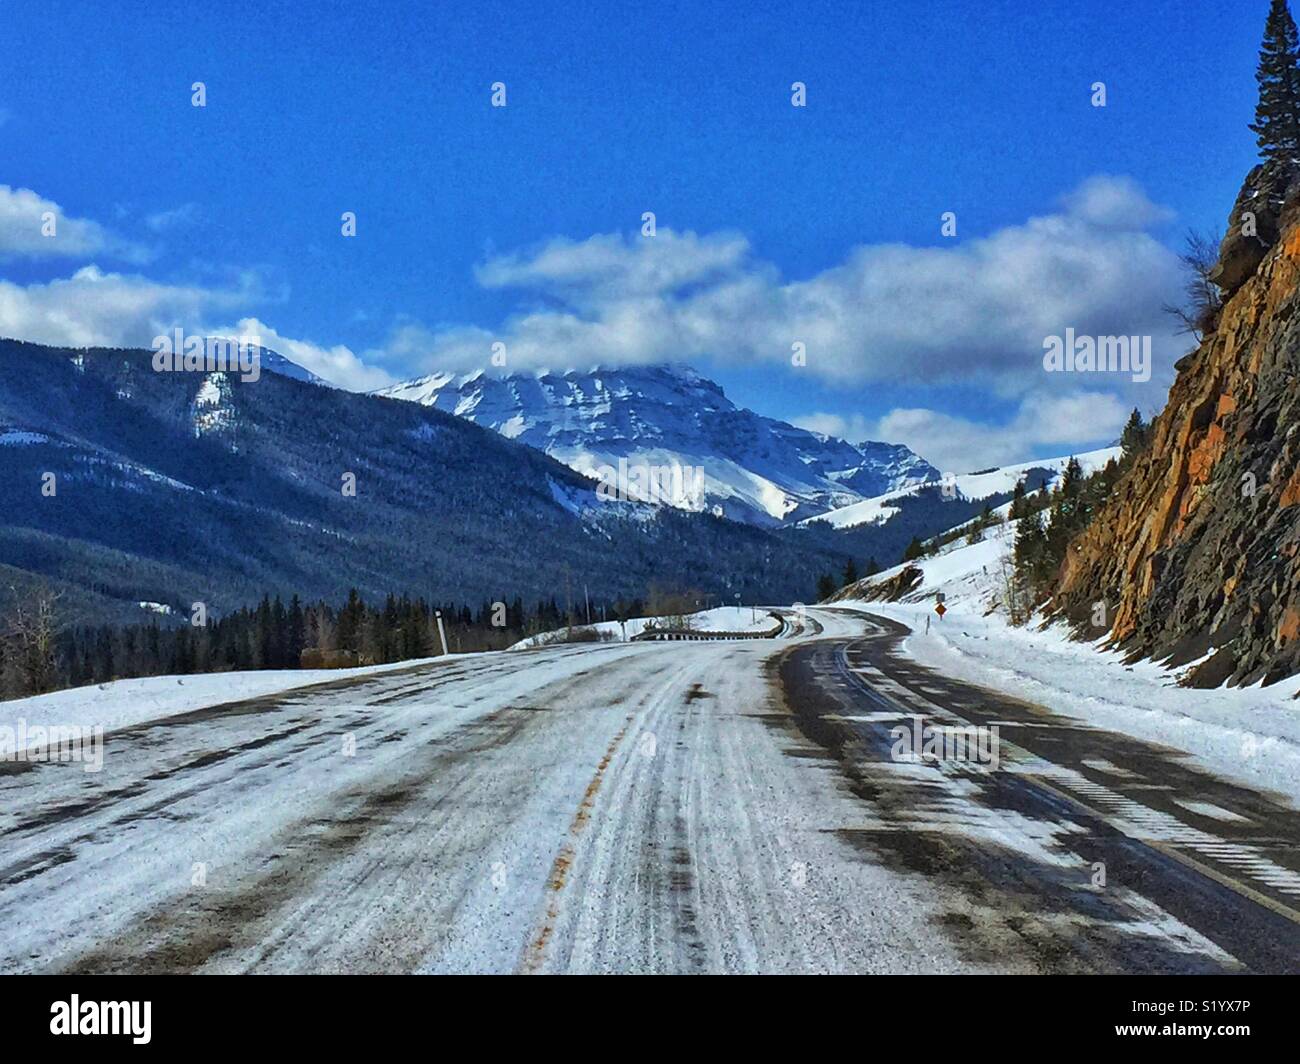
378,362,935,526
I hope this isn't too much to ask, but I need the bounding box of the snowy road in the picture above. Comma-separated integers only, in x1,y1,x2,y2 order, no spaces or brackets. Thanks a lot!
1,607,1296,973
783,610,1300,974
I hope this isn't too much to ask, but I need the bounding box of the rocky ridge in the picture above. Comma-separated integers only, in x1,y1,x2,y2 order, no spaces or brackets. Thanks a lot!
1054,167,1300,687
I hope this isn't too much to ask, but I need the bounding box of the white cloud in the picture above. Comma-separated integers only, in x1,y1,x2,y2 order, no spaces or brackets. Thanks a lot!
0,176,1187,413
395,176,1183,397
0,267,391,390
221,317,395,391
145,203,200,233
790,412,879,442
858,390,1131,473
476,229,752,305
0,185,138,259
0,266,249,348
1059,175,1174,230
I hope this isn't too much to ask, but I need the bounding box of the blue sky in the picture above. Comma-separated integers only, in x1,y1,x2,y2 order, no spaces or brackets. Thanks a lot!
0,0,1270,470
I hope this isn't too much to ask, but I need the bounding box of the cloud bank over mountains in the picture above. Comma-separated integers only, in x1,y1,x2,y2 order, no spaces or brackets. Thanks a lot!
0,175,1185,460
422,175,1180,390
795,391,1134,475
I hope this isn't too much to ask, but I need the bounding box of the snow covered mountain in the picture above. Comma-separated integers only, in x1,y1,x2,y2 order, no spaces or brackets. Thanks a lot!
374,363,937,527
802,447,1123,532
256,346,332,387
0,339,852,623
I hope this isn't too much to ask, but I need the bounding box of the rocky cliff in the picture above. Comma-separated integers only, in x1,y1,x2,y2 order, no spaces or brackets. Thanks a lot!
1054,167,1300,688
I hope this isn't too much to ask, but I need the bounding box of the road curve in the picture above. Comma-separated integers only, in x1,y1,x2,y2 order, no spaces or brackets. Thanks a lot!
0,611,963,973
780,609,1300,974
1,607,1293,973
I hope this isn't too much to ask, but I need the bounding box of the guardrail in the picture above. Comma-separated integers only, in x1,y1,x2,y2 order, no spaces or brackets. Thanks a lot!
632,614,784,642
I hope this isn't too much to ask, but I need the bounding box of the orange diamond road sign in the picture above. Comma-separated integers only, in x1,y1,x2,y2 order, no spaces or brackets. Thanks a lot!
935,603,947,617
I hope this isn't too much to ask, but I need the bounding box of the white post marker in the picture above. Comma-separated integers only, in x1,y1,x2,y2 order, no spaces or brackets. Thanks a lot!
435,609,449,656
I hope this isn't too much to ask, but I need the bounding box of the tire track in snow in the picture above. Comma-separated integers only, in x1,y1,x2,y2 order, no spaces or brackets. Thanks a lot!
0,644,642,972
8,609,1012,974
519,714,636,973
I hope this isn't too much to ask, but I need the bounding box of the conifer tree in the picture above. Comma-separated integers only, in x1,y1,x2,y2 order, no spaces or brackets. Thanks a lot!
1060,457,1084,498
1013,511,1052,597
816,573,837,601
1009,478,1028,520
1120,408,1149,461
1251,0,1300,165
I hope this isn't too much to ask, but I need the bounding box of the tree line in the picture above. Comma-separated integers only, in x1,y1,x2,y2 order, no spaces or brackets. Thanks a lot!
815,556,882,601
1006,410,1151,623
0,587,655,700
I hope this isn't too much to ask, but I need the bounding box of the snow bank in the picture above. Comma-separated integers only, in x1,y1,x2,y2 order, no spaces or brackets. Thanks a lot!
0,656,450,751
511,605,778,649
834,525,1300,807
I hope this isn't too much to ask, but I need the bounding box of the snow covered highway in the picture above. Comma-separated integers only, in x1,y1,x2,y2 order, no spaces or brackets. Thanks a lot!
2,607,1297,974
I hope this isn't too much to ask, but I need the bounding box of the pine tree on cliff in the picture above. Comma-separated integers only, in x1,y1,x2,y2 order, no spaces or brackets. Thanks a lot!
1059,456,1084,498
1120,407,1149,461
1013,512,1052,598
1250,0,1300,166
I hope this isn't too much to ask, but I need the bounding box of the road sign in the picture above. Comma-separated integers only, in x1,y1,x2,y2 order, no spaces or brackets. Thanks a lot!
935,591,946,603
934,602,947,618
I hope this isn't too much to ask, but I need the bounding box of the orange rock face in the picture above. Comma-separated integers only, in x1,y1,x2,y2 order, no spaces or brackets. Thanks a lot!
1279,608,1300,647
1280,467,1300,509
1053,181,1300,688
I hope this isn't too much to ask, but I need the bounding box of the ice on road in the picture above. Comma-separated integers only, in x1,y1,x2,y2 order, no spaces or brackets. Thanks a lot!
0,608,980,974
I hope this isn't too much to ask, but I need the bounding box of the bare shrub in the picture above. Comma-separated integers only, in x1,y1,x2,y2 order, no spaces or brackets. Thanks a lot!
1,584,62,698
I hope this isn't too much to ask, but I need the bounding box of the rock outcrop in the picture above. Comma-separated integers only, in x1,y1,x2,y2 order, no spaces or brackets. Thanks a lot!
1054,170,1300,687
829,565,924,604
1208,161,1293,296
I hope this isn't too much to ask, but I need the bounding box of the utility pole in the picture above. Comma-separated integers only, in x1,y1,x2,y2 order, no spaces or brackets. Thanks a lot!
584,582,592,626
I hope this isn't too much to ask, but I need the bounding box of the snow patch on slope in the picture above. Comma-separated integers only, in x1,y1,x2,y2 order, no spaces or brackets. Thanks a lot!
191,372,234,439
807,446,1121,531
0,430,50,446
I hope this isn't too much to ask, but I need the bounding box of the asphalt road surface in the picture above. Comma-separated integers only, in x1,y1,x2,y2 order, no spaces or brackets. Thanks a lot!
2,608,1296,973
